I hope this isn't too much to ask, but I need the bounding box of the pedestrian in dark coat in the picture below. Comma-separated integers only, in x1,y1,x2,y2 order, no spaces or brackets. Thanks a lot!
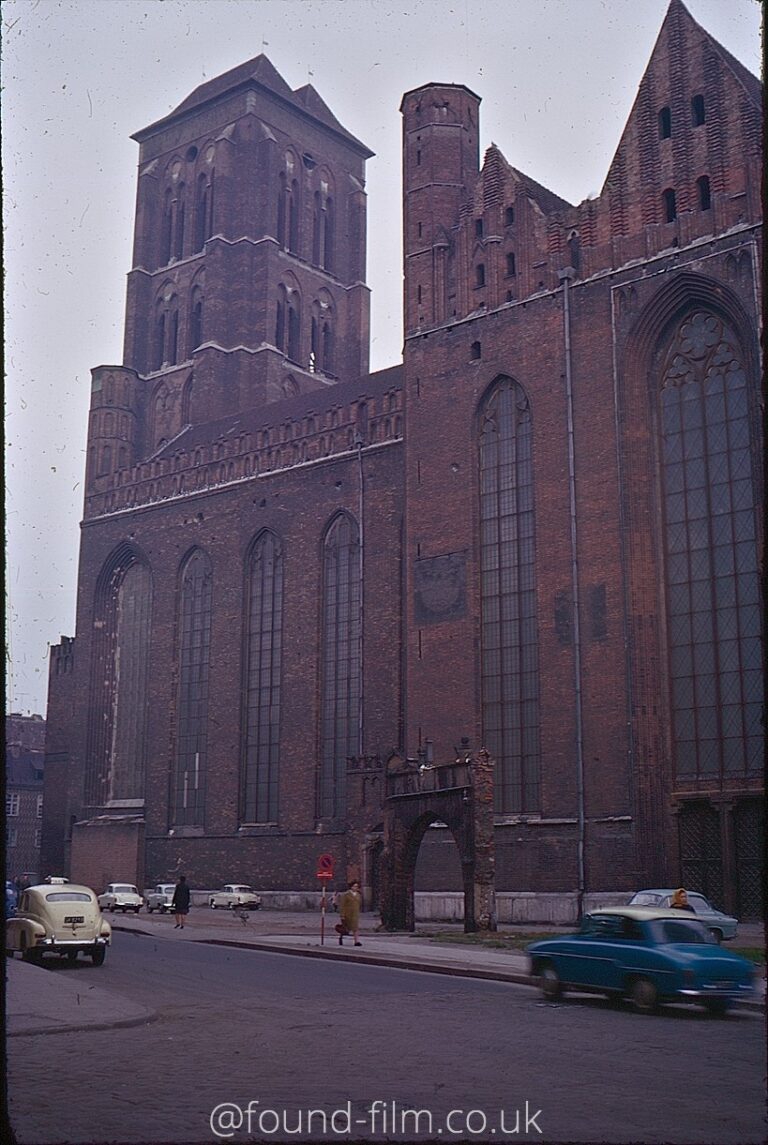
172,875,191,928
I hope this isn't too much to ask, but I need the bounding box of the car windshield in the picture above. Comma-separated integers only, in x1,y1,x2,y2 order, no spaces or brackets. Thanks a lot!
650,918,713,945
114,886,138,893
631,892,661,906
45,892,93,903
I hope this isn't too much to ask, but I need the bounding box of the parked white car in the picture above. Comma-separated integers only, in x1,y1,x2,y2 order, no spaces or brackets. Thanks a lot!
97,883,143,914
145,884,178,914
209,884,262,910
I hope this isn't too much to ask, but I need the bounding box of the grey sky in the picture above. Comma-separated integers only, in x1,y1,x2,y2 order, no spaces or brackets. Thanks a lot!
3,0,761,715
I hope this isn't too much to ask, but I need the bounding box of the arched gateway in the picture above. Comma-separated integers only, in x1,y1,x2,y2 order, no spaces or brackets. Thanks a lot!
380,748,496,932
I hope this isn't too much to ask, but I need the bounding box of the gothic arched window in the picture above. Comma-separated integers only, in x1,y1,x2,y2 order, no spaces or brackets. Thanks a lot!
658,310,762,781
243,532,283,823
479,377,540,812
189,286,204,353
319,513,361,819
173,549,213,826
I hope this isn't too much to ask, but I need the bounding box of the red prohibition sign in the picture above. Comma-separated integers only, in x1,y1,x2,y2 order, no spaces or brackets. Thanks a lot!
317,852,334,879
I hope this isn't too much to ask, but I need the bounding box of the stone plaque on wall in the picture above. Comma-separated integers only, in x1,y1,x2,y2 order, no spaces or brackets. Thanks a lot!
414,552,467,624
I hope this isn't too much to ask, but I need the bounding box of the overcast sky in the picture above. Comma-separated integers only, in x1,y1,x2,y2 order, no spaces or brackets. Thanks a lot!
3,0,761,715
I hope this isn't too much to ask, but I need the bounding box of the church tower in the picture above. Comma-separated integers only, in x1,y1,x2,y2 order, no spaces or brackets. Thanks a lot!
109,56,372,469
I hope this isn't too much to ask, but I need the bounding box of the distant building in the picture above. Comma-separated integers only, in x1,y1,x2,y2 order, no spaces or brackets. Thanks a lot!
42,0,762,917
6,714,45,885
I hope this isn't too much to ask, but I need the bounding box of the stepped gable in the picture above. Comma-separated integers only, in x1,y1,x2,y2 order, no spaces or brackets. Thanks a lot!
601,0,762,198
478,142,572,215
135,53,372,154
153,364,404,459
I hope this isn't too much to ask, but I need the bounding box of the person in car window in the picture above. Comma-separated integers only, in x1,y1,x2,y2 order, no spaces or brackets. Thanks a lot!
171,875,191,929
670,888,695,912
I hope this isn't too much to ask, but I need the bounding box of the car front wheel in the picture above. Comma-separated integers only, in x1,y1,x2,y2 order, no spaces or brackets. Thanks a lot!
210,901,217,909
628,976,658,1014
539,962,563,1001
91,946,106,966
708,928,723,944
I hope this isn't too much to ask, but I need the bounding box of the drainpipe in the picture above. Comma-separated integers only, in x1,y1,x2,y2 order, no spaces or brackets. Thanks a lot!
559,265,586,920
355,433,365,758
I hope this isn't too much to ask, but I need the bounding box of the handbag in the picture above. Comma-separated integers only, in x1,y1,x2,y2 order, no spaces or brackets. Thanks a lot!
334,921,350,936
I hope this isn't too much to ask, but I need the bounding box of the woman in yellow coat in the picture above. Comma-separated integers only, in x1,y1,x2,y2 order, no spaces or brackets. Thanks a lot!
337,880,362,946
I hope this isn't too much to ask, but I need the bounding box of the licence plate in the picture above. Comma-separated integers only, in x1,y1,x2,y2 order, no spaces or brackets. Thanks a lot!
64,916,84,924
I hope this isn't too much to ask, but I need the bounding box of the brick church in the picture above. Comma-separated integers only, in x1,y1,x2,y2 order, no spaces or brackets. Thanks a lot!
42,0,763,920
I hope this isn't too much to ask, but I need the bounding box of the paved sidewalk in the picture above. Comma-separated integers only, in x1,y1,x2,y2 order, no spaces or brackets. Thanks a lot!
6,910,764,1036
6,956,154,1037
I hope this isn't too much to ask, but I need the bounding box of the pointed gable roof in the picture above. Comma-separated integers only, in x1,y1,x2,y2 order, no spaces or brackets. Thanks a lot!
133,54,373,156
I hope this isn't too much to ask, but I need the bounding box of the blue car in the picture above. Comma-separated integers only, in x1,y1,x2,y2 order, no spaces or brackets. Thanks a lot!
527,907,754,1015
5,881,18,919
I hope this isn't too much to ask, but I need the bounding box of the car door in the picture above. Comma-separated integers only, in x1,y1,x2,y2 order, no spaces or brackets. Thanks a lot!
553,916,618,989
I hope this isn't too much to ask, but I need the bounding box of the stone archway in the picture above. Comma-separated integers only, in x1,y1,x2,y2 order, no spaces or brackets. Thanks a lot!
380,749,495,932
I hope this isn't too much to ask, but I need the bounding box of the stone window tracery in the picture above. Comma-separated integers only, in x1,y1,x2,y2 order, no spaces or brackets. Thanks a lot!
658,309,763,782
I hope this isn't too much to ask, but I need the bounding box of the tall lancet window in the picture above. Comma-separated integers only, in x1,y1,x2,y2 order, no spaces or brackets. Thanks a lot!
174,549,213,826
85,549,152,807
243,532,283,823
659,310,763,781
479,377,541,813
319,513,361,819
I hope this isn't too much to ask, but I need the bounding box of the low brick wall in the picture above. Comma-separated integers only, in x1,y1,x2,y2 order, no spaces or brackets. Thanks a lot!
159,888,630,922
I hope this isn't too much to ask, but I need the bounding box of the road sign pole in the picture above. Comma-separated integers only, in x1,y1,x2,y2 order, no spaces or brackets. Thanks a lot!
316,853,335,945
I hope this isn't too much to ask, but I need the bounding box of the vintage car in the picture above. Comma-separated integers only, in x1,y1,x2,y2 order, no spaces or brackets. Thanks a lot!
627,889,738,942
97,883,143,913
6,883,112,965
145,883,178,913
527,907,754,1015
209,884,262,910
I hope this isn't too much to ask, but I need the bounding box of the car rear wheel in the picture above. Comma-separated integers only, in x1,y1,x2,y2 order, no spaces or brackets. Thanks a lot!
539,962,563,1001
91,946,106,966
703,998,730,1016
708,928,723,944
628,976,658,1014
20,937,42,965
134,906,141,914
147,905,154,913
